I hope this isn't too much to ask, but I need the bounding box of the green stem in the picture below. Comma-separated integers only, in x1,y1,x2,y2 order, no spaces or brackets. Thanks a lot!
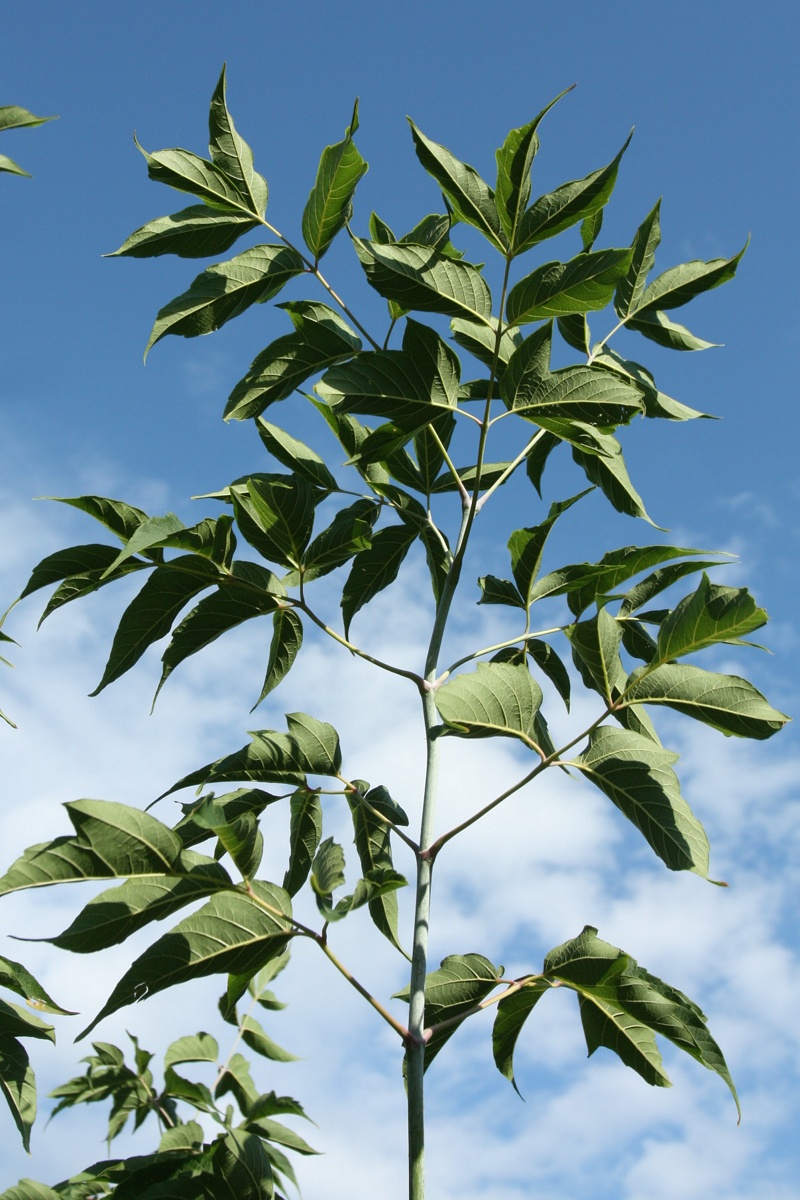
439,625,564,681
318,938,410,1042
256,213,381,350
429,704,613,857
407,261,514,1200
297,598,425,691
475,428,547,512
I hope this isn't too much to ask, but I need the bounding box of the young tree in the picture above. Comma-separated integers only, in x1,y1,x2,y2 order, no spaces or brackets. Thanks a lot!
0,69,789,1200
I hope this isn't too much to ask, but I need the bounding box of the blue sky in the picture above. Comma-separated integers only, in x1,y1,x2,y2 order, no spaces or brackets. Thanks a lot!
2,4,799,1198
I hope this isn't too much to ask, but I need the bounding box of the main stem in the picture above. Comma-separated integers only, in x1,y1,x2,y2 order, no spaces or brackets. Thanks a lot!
406,259,513,1200
406,507,470,1200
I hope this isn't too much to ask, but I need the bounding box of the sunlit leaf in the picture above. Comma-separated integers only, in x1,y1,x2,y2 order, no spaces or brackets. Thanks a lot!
0,956,75,1016
354,238,492,324
409,120,506,251
515,132,632,254
108,205,259,258
653,574,768,662
622,663,789,739
226,301,361,421
209,64,268,214
255,608,304,708
494,88,574,248
145,244,304,356
303,100,367,261
78,881,294,1040
492,982,549,1096
571,726,710,874
0,1037,36,1152
506,248,632,324
436,662,543,749
282,789,322,897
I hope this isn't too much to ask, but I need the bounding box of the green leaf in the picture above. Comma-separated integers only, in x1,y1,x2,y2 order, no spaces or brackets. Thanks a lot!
508,491,590,605
255,608,304,708
571,726,710,874
208,64,268,214
0,106,56,179
477,575,524,609
227,301,361,421
0,1180,62,1200
654,574,768,662
557,312,590,355
544,927,739,1111
0,1000,54,1044
295,499,378,584
450,316,522,374
14,547,138,604
0,955,76,1016
319,318,460,429
614,199,661,317
40,859,228,953
492,982,549,1096
354,238,492,324
50,494,150,542
164,1032,220,1069
108,205,259,258
159,1120,205,1153
90,556,219,695
0,106,56,132
526,430,560,496
591,348,714,420
415,409,457,492
78,881,294,1040
0,1037,36,1151
408,120,506,251
310,837,346,908
515,132,632,253
494,88,574,248
580,208,603,251
566,608,626,703
622,663,789,740
211,1129,275,1200
162,714,342,797
98,512,186,576
246,1117,318,1157
156,563,284,700
507,247,632,324
0,154,31,178
369,211,396,242
237,1015,298,1064
176,788,279,850
571,436,656,524
233,474,317,570
526,639,571,710
346,784,407,956
134,137,253,212
436,662,543,749
186,798,263,879
406,954,501,1069
634,241,748,316
145,244,305,356
626,309,719,352
256,418,339,491
340,523,417,638
618,559,728,618
303,100,368,262
282,789,322,897
513,368,644,429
